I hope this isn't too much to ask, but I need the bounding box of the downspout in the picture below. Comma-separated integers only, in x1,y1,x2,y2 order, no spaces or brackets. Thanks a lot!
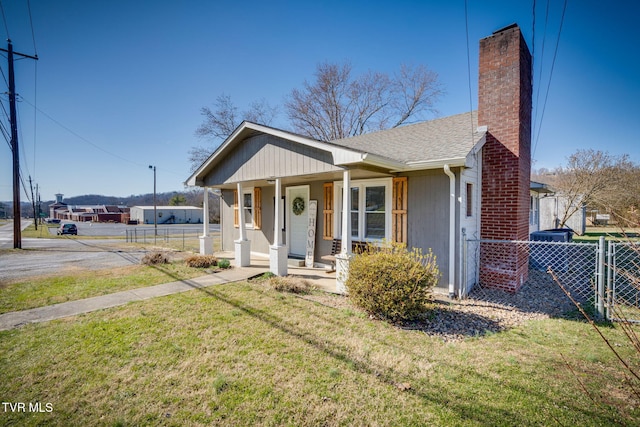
443,164,456,298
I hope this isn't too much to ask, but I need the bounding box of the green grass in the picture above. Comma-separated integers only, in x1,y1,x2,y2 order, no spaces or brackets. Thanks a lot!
0,263,210,314
0,281,638,426
574,226,640,243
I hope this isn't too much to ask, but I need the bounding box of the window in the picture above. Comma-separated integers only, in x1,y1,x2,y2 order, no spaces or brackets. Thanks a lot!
233,186,261,229
350,187,359,238
335,178,392,241
529,195,539,226
365,186,385,238
466,183,473,217
243,192,253,227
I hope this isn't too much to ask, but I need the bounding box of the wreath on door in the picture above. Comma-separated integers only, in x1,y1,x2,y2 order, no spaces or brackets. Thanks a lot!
292,197,305,215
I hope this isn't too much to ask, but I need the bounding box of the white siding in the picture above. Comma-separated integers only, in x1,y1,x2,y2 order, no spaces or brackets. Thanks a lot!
460,153,482,296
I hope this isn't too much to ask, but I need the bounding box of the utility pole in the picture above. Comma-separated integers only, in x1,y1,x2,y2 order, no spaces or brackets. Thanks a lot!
29,175,37,230
1,40,38,248
36,184,41,226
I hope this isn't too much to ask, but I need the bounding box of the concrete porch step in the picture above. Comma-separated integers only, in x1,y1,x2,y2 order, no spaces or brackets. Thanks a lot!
288,258,305,267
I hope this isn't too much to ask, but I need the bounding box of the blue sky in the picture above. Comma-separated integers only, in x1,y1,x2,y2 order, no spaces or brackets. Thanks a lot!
1,0,638,202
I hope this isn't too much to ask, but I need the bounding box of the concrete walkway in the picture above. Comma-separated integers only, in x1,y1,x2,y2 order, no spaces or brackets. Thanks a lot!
0,262,269,331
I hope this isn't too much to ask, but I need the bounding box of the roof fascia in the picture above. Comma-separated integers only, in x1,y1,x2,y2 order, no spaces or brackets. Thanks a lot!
185,121,367,187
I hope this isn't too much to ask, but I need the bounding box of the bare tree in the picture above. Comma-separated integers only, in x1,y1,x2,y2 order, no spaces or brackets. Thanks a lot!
285,61,442,141
189,95,278,170
190,61,442,170
541,149,636,228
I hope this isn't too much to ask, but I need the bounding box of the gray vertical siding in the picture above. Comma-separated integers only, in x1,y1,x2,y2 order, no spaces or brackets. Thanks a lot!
221,170,460,294
406,170,453,292
204,134,341,186
221,181,336,261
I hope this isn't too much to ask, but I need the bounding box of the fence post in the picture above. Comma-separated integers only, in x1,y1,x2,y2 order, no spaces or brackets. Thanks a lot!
606,240,614,321
596,236,606,319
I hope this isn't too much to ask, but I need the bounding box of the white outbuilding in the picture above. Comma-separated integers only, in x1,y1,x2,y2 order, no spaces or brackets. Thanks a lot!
129,206,203,225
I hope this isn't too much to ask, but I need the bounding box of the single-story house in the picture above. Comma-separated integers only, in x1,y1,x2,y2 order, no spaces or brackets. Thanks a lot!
186,24,533,296
129,206,203,225
529,181,553,234
539,193,587,235
528,182,587,235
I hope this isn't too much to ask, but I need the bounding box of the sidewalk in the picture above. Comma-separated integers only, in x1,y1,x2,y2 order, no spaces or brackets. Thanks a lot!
0,262,269,331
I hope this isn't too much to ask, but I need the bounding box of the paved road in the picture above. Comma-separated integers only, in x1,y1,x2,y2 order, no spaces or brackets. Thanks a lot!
45,221,220,237
0,221,221,283
0,237,149,283
0,219,32,249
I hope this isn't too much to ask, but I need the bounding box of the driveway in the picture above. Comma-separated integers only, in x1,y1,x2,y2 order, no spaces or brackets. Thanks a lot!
0,221,223,283
1,221,150,283
0,237,149,283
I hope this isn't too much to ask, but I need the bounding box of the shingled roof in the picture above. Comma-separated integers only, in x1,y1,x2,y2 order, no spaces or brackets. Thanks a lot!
331,111,484,165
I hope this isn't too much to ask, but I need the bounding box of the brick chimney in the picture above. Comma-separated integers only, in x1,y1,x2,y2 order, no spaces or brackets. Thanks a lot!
478,24,532,292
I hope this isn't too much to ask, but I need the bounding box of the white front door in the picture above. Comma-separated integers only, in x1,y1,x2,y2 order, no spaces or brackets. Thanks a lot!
286,186,309,257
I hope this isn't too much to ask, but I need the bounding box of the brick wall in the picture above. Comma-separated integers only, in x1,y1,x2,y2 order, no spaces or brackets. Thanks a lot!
478,24,532,292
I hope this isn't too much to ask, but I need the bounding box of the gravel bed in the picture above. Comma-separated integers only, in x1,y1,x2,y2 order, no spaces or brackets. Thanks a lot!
303,269,580,342
406,269,580,342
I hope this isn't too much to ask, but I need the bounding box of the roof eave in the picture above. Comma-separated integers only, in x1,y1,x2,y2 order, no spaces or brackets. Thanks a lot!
185,121,367,187
395,157,468,172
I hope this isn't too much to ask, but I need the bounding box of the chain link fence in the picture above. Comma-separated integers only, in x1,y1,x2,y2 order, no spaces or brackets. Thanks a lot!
608,241,640,323
464,238,640,323
464,239,598,313
125,227,220,252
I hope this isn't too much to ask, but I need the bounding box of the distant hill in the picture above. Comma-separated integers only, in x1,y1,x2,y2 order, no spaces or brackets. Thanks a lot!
1,189,220,221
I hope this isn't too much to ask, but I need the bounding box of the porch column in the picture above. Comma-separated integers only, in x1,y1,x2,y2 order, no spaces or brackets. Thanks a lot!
336,169,352,294
270,178,287,276
199,187,214,255
235,182,251,267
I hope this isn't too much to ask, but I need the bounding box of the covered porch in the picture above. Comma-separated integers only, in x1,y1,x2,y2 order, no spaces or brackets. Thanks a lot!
186,122,409,294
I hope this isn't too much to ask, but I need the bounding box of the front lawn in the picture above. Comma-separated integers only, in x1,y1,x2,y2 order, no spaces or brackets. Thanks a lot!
0,262,210,314
0,281,637,426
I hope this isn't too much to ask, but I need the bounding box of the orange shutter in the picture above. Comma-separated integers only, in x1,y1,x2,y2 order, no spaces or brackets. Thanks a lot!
392,177,408,243
233,189,239,228
254,187,262,230
323,182,334,240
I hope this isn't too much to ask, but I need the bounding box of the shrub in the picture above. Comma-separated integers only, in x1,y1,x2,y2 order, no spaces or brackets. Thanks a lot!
217,258,231,269
185,255,218,268
141,251,169,265
268,276,314,294
346,241,439,323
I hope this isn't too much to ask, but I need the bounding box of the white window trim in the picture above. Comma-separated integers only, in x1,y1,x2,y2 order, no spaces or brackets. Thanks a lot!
243,186,254,229
334,178,392,242
465,181,474,218
529,194,540,226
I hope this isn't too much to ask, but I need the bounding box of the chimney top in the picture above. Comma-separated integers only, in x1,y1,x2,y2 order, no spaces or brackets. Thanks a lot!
492,23,519,34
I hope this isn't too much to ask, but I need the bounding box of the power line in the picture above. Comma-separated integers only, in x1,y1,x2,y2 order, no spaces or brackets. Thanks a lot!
26,0,38,56
532,0,550,156
19,95,186,178
19,95,151,169
16,101,31,179
0,0,9,40
532,0,568,160
31,63,38,177
464,0,475,137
